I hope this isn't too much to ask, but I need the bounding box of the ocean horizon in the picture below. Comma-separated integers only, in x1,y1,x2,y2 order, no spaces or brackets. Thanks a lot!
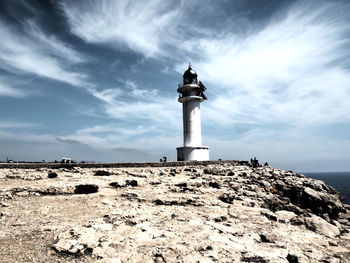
304,171,350,205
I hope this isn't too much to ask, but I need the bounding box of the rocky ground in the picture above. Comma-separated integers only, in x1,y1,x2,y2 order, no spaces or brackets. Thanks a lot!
0,162,349,263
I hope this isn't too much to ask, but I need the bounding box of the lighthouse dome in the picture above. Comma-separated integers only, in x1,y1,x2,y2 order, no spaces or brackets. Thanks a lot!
183,64,198,85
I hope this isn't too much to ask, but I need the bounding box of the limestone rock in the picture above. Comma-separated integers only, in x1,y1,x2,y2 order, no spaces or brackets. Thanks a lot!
305,215,340,237
0,162,348,262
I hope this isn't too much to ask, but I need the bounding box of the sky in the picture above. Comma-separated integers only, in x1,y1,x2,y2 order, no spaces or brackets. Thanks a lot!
0,0,349,172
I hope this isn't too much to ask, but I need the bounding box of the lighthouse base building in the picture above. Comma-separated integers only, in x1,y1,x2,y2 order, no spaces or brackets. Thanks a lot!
176,65,209,161
177,146,209,161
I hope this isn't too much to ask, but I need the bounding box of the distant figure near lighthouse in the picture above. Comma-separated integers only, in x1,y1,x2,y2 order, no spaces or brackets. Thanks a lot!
176,64,210,161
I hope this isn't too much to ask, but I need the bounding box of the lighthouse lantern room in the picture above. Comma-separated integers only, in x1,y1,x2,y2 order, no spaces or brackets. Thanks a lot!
176,64,209,161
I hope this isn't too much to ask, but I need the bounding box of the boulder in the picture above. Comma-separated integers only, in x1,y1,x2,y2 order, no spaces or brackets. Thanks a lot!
304,215,340,237
94,170,110,176
48,172,58,178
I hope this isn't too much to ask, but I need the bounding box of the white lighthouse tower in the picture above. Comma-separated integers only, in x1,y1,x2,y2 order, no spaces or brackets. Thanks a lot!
177,64,209,161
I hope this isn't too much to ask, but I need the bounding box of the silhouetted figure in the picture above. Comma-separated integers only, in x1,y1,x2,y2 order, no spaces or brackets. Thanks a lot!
264,162,269,166
163,157,167,162
250,157,260,168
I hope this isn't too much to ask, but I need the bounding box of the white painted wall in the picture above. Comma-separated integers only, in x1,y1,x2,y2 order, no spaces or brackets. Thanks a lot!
177,147,209,161
183,99,202,147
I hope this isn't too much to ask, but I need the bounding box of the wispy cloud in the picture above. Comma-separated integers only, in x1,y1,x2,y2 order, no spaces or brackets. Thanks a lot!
0,83,26,98
87,87,124,104
60,0,181,57
0,120,161,154
0,19,88,87
1,0,349,169
76,124,157,137
187,0,350,128
92,88,180,128
23,20,85,64
85,78,180,128
50,123,160,150
0,121,42,129
0,121,53,144
61,0,350,131
0,129,54,144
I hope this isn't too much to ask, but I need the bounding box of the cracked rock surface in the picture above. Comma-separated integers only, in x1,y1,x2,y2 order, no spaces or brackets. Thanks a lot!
0,163,349,262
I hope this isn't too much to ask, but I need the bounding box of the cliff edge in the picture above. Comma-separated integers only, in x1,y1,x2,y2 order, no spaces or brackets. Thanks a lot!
0,162,349,262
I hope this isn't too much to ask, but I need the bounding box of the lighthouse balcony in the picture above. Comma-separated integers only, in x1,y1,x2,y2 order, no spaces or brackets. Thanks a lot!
177,84,207,102
178,95,204,103
177,83,200,93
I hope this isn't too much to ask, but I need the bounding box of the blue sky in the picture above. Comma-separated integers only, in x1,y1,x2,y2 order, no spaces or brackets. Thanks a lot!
0,0,349,172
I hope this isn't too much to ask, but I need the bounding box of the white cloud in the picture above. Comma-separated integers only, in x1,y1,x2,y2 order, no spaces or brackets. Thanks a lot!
0,19,88,87
23,20,85,64
89,85,180,128
87,87,124,104
84,76,181,128
64,0,350,131
0,121,42,129
104,99,180,126
188,0,350,128
0,129,54,144
76,123,158,137
122,79,159,98
2,0,349,168
60,0,181,57
0,120,159,153
0,83,26,98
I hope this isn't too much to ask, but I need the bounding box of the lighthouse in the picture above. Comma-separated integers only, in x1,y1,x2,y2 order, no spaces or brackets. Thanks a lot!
176,64,209,161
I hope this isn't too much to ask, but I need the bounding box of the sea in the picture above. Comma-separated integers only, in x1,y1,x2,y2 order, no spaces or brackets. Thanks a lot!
304,172,350,205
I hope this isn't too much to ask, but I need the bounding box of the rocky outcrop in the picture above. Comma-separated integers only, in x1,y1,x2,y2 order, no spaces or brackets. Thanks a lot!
261,170,345,220
0,163,349,263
